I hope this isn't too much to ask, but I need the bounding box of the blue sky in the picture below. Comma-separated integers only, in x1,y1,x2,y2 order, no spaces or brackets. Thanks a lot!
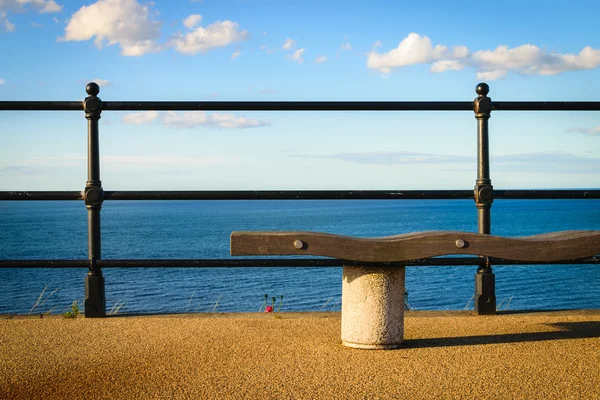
0,0,599,190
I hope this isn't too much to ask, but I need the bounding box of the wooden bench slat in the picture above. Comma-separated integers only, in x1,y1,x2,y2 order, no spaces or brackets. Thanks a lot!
230,230,600,262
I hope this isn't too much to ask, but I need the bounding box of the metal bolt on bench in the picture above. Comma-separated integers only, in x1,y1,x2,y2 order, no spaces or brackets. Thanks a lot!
230,230,600,349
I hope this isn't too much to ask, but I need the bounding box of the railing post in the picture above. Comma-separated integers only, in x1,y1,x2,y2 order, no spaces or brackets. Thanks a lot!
83,82,106,318
473,82,496,315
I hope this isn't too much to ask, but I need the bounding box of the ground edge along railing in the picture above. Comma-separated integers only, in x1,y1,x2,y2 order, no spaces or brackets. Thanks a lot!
1,82,599,318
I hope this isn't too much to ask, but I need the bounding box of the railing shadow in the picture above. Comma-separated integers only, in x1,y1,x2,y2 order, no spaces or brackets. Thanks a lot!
402,321,600,349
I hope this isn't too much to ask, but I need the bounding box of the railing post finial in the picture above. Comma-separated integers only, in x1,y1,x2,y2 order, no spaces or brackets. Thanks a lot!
86,82,100,97
475,82,489,98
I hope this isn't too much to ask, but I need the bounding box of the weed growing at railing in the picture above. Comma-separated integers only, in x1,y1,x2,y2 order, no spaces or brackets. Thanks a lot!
320,296,343,311
63,300,80,319
330,298,340,311
212,295,223,313
29,285,59,314
108,301,125,315
188,289,198,310
464,295,474,311
321,297,333,311
404,290,412,311
41,307,57,317
260,293,268,312
498,296,514,311
463,295,513,311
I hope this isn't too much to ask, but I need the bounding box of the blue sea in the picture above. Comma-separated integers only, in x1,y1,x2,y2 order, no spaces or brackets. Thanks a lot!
0,199,599,315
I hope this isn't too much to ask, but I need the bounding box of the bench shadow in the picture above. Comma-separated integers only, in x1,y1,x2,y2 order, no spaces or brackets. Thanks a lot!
402,321,600,349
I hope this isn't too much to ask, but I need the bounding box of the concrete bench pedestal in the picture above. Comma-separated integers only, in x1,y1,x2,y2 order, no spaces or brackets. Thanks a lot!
341,265,405,349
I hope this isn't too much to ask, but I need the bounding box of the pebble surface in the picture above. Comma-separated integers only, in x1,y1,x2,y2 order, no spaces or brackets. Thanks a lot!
1,311,599,399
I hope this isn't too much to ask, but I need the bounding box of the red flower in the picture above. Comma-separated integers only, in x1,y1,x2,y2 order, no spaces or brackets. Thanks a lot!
265,306,274,313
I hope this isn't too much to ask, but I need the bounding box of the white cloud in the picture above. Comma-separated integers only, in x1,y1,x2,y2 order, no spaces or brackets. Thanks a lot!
372,40,382,49
292,150,600,173
282,38,295,50
0,11,11,32
91,78,111,87
0,0,62,13
121,111,269,129
0,78,5,85
340,41,351,50
52,16,59,23
121,40,161,56
122,111,159,125
476,69,509,81
25,155,87,172
293,151,472,165
61,0,161,56
367,33,448,72
431,47,467,74
209,113,268,129
567,126,600,135
431,59,465,73
183,14,202,29
2,13,15,31
368,33,600,80
314,55,327,64
163,111,268,129
102,155,236,166
171,20,249,55
231,51,241,59
472,44,600,79
35,0,61,13
1,0,60,31
292,48,304,63
0,153,239,180
259,44,274,54
453,45,469,58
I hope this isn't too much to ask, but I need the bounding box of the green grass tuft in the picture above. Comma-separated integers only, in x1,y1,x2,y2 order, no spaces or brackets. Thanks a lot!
62,300,80,319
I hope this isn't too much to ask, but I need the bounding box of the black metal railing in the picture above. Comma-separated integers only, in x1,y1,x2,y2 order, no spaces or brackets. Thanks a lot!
1,82,599,317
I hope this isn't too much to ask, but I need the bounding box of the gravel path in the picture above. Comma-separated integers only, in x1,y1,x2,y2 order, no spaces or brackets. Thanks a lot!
1,311,598,399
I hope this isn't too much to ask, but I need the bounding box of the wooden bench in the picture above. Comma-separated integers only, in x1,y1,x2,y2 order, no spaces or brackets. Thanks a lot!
231,230,600,349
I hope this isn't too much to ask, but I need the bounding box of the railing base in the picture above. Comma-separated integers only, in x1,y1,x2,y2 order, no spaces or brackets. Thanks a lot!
84,275,106,318
341,265,405,349
474,268,496,315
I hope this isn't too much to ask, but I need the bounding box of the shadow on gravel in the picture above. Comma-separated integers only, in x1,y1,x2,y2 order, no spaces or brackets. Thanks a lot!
402,321,600,349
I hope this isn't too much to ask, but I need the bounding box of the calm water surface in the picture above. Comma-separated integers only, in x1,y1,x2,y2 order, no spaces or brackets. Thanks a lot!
0,200,598,314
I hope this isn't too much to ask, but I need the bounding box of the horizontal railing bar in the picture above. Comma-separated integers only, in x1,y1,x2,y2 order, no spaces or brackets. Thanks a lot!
0,260,90,268
493,190,600,199
0,257,598,268
101,190,474,200
0,191,83,200
2,101,600,112
0,102,83,111
103,101,475,111
492,101,600,111
1,190,599,201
